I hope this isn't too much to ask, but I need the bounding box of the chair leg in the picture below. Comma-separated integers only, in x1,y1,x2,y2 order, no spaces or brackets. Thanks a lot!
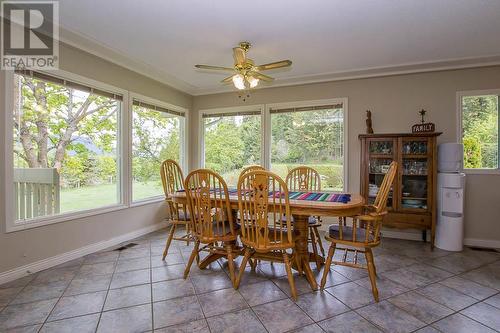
162,224,177,260
226,244,236,286
365,248,379,302
284,253,298,301
249,258,257,272
320,243,336,290
309,227,321,270
185,223,190,246
313,226,325,257
183,240,200,279
294,252,303,276
235,247,252,289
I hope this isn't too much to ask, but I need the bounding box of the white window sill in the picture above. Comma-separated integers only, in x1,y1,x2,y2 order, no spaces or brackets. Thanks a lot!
130,196,165,207
6,204,128,233
463,169,500,175
5,200,162,233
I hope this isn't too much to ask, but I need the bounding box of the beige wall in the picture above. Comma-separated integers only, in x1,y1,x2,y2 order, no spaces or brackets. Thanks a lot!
0,43,192,274
192,66,500,245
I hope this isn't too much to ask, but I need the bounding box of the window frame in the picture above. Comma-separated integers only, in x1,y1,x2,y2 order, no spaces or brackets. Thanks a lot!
456,89,500,175
198,104,265,168
265,98,349,191
129,92,188,205
3,69,189,232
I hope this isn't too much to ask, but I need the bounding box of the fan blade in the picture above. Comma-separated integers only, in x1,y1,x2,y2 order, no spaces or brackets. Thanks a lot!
255,60,292,71
250,72,274,82
221,75,234,83
233,47,246,66
195,64,234,71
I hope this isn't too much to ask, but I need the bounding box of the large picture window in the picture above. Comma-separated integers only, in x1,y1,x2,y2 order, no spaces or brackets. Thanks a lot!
202,110,262,186
132,99,185,201
459,91,499,170
13,71,122,221
270,103,345,191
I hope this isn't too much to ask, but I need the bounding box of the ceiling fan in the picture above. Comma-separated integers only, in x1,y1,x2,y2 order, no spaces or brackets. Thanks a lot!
195,41,292,90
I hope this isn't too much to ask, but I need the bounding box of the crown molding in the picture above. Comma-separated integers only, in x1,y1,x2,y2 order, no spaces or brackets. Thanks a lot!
58,27,500,97
192,55,500,96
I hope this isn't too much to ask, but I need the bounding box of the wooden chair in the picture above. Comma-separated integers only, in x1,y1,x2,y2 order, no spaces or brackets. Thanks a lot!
183,169,239,284
320,161,398,302
235,170,298,300
286,166,325,268
239,165,265,179
160,159,193,260
237,165,266,222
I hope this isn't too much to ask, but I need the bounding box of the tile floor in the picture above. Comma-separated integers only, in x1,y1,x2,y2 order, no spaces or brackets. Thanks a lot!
0,228,499,333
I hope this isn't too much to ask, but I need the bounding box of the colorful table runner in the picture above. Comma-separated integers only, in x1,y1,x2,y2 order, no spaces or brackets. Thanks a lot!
179,189,351,204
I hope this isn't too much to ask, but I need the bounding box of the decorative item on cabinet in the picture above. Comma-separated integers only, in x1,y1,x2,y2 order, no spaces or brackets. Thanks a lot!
359,132,442,248
366,110,374,134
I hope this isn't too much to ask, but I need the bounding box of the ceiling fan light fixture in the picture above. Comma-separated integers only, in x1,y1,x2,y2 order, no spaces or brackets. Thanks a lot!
247,76,259,88
232,74,245,90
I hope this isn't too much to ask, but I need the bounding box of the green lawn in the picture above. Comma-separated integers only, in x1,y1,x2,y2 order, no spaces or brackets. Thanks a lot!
60,181,162,212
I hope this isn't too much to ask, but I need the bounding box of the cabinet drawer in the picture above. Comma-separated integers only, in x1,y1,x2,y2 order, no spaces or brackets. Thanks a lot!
383,213,431,228
405,214,431,227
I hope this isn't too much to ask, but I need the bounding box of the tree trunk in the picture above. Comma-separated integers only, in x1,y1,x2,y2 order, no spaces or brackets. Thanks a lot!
34,82,49,168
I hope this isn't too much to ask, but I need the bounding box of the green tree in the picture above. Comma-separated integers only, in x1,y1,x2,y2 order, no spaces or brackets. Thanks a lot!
14,76,118,172
463,137,482,169
204,117,245,173
131,106,181,183
462,95,498,168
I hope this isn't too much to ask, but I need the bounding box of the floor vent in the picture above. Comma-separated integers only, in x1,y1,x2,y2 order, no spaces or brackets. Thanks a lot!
114,243,139,251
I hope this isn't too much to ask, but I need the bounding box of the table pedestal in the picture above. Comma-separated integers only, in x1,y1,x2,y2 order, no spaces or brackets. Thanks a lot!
292,214,320,291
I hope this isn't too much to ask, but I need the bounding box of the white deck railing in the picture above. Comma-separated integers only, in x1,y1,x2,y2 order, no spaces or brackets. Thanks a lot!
14,168,60,220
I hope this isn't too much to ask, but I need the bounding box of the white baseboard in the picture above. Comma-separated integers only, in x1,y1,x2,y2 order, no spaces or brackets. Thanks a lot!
0,222,168,285
464,238,500,249
382,230,500,249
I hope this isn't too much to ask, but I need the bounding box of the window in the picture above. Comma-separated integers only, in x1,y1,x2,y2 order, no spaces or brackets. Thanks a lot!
132,99,185,201
459,91,499,170
13,71,122,221
202,109,262,186
269,103,345,191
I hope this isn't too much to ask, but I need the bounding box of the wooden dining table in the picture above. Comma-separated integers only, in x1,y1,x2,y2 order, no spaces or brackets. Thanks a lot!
170,190,365,291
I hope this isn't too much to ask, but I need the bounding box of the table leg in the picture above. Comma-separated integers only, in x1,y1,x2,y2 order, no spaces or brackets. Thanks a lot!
292,214,318,291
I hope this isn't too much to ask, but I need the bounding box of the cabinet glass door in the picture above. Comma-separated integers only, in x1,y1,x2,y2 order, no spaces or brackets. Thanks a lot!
400,138,429,211
367,139,396,209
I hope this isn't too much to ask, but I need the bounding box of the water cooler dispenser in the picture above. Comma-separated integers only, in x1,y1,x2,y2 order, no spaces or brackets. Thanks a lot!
435,143,466,251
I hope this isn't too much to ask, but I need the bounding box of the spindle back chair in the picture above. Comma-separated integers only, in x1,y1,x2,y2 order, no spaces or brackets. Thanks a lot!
183,169,239,284
235,170,298,299
320,161,398,302
160,159,192,260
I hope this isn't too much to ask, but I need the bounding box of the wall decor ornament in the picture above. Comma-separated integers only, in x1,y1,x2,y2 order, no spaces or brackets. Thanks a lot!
412,109,435,133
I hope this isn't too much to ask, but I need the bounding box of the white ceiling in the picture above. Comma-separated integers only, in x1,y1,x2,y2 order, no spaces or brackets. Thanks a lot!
58,0,500,95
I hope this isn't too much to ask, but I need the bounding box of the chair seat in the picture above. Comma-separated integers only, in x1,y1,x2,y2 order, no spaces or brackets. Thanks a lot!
328,225,374,242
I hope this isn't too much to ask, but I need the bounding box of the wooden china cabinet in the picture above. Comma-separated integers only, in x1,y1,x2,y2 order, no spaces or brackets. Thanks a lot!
359,132,442,248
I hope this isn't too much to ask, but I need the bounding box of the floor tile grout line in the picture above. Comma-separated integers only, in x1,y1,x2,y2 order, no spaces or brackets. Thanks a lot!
37,260,91,331
149,241,154,332
94,248,126,333
356,260,500,333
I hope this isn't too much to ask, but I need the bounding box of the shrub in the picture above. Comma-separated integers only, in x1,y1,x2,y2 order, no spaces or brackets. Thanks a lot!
463,137,482,168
